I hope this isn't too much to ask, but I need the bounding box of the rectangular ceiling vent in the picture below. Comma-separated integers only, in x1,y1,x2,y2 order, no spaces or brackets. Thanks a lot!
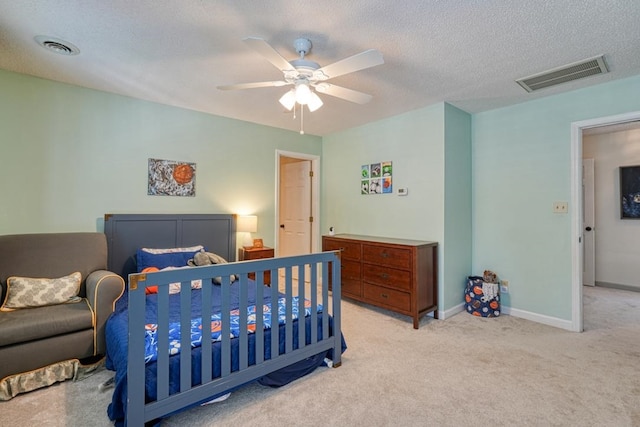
516,55,608,92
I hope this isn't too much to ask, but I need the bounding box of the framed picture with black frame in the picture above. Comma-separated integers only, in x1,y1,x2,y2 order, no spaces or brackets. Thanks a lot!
619,165,640,219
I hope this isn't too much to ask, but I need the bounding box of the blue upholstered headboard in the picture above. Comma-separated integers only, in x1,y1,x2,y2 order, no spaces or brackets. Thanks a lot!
103,213,237,278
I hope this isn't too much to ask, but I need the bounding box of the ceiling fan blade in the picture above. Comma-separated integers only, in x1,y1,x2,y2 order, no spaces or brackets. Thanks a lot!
243,37,296,73
315,49,384,79
217,81,288,91
314,83,373,104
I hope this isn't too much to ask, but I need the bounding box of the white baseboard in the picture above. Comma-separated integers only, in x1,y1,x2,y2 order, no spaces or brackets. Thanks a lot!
500,305,573,331
437,302,573,331
595,281,640,293
438,302,465,320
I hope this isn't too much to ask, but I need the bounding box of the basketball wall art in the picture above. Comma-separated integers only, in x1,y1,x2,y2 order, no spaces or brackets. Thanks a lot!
148,158,196,197
361,161,392,195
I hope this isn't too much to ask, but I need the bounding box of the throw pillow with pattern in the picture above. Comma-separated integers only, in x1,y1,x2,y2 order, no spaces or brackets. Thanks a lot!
1,272,82,311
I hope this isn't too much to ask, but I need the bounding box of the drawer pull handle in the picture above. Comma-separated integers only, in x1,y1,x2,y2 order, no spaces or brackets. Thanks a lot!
380,273,389,279
381,293,388,299
382,252,389,258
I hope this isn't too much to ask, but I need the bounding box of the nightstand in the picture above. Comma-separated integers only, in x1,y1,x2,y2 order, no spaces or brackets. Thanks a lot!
239,247,274,285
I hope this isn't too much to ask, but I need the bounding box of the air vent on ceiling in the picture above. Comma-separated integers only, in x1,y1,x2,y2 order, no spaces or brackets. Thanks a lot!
516,55,608,92
34,35,80,56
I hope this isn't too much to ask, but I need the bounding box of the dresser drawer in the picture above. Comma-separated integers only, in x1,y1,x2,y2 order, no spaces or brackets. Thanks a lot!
363,244,411,269
363,264,411,291
364,283,410,312
342,278,362,298
341,259,361,281
323,238,361,261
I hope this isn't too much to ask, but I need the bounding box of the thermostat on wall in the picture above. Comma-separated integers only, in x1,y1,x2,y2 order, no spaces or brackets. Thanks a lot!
398,187,408,196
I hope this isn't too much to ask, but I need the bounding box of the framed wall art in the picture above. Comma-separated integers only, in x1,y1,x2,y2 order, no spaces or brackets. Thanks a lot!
361,161,392,195
148,158,196,197
620,165,640,219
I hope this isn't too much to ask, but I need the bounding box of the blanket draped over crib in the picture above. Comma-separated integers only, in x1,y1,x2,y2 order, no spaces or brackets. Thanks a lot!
144,297,321,363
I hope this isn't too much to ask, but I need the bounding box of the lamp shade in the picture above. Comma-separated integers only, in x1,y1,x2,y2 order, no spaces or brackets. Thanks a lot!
295,83,311,104
279,89,296,111
307,92,323,112
237,215,257,233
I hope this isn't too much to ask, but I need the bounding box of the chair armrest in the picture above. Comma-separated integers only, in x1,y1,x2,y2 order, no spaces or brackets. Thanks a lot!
86,270,125,356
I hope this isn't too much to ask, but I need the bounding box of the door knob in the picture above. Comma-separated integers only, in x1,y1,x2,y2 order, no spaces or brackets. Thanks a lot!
585,227,592,231
280,224,285,228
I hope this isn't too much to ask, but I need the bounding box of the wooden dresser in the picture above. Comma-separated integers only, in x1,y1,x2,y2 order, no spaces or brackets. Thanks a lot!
322,234,438,329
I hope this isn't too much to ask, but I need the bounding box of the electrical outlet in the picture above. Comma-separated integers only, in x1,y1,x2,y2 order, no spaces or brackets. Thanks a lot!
500,279,509,294
553,201,568,213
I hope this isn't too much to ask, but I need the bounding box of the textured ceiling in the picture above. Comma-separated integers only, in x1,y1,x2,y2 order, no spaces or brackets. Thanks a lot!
1,1,640,136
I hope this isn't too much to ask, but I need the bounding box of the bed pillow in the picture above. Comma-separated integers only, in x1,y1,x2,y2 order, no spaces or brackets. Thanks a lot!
136,245,204,272
0,272,82,311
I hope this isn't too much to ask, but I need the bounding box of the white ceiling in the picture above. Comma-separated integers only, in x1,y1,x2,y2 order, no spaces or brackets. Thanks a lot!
1,1,640,136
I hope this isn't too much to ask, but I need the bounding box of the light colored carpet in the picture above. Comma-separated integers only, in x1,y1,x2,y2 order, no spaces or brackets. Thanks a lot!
2,285,639,426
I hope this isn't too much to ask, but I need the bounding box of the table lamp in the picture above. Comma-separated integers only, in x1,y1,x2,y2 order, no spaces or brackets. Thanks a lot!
237,215,258,249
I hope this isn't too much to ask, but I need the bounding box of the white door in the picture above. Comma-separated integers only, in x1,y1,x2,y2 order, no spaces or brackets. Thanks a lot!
279,159,312,257
582,158,595,286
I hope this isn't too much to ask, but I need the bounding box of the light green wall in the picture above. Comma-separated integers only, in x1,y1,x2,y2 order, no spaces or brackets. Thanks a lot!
321,102,472,312
472,74,640,320
0,69,322,246
6,65,640,324
443,103,472,310
322,103,444,241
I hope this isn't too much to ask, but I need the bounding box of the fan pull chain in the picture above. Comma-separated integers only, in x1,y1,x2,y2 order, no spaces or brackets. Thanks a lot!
300,104,304,135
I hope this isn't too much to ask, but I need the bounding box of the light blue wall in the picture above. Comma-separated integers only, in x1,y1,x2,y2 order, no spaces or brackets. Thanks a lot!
0,69,322,246
5,65,640,324
443,103,472,310
472,74,640,320
322,102,472,312
322,103,444,241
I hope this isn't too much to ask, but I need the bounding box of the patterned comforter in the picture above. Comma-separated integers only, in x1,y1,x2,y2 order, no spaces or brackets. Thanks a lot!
144,297,321,363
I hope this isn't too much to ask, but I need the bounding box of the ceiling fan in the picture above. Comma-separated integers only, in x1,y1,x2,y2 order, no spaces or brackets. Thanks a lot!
217,37,384,114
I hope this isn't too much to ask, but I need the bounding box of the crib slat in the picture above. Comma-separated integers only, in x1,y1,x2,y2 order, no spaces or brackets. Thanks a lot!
310,262,318,344
200,277,213,383
330,253,342,366
255,271,264,364
179,282,192,392
239,274,249,370
157,285,170,400
221,278,231,377
270,277,279,360
298,263,306,349
322,261,329,341
284,266,293,354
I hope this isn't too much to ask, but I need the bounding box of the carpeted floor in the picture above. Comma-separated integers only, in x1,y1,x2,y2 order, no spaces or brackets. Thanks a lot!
2,285,639,426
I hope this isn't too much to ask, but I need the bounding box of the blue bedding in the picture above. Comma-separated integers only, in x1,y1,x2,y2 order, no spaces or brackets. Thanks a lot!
105,282,346,426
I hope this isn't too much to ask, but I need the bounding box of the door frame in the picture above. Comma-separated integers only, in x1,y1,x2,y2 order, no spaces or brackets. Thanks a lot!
275,150,320,255
570,110,640,332
582,158,595,287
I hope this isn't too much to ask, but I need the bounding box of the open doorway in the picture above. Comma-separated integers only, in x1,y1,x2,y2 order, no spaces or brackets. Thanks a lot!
275,150,320,256
571,111,640,332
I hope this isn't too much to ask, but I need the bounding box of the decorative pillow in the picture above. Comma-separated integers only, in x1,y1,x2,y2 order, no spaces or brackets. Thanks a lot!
136,245,204,272
0,272,82,311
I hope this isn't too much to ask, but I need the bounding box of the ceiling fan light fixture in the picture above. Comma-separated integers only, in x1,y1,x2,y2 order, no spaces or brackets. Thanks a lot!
279,89,296,110
307,92,323,112
295,83,311,105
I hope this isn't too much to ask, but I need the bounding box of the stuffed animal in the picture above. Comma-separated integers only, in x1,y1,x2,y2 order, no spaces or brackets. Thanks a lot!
187,252,237,284
483,270,498,284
